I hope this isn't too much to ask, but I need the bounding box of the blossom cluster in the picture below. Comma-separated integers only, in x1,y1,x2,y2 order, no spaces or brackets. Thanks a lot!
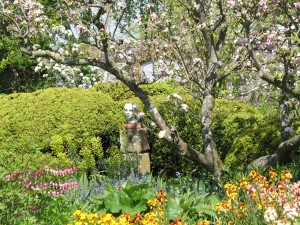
5,165,79,197
215,169,300,225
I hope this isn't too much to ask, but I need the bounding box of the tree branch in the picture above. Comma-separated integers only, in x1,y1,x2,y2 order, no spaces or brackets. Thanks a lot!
251,134,300,168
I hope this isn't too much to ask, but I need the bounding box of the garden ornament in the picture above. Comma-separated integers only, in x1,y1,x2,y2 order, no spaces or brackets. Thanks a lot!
124,103,138,123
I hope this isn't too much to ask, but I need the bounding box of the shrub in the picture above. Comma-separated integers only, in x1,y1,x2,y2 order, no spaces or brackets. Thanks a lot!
225,115,281,169
213,99,263,160
119,94,266,177
93,79,185,101
0,88,124,171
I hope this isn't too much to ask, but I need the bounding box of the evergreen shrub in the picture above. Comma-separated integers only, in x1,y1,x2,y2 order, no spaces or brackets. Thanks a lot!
136,95,282,176
0,83,284,176
225,115,281,170
0,88,124,171
93,79,185,101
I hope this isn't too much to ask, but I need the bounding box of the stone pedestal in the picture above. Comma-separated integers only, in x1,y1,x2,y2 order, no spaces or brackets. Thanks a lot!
121,123,151,174
138,152,151,175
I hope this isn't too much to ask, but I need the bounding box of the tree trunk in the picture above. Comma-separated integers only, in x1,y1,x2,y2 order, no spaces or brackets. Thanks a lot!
278,93,294,164
200,88,224,175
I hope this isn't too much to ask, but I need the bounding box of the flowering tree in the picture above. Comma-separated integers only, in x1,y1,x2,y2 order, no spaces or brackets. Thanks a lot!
1,0,299,175
226,0,300,167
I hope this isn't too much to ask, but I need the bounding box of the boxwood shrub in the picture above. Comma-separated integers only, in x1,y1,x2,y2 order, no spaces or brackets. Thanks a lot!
0,83,284,176
0,88,124,171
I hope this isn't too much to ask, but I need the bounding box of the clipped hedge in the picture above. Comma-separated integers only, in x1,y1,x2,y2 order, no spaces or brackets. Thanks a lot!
93,79,185,101
225,115,281,170
0,88,124,171
0,83,284,175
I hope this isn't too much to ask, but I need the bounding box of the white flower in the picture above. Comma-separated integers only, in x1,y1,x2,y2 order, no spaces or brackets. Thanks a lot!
173,93,182,100
117,2,127,9
181,104,189,112
283,204,298,221
264,207,278,223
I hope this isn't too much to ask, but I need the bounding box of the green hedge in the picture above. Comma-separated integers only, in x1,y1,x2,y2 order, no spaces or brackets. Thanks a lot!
93,79,185,101
0,84,284,176
119,92,277,176
0,88,124,171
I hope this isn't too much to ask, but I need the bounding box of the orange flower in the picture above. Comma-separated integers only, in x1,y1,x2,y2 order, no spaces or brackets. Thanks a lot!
281,170,292,181
239,177,249,188
134,214,142,224
269,168,278,182
170,217,182,225
197,219,210,225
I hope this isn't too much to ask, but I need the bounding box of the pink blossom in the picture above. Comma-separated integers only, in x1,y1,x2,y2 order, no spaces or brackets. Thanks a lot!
29,205,39,211
137,112,145,118
134,16,142,25
166,95,170,101
172,36,180,41
228,0,237,8
145,3,153,10
181,104,189,112
117,2,127,9
193,58,203,65
295,2,300,8
150,13,157,21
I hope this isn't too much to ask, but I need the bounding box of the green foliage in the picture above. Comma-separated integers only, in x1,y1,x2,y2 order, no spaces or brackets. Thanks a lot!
225,115,281,169
93,79,184,101
85,178,156,217
118,93,268,177
163,174,220,223
0,35,53,94
0,83,285,176
0,88,123,171
101,152,140,179
213,99,263,160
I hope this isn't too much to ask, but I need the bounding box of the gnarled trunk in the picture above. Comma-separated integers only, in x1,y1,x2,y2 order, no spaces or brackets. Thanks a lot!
200,88,224,175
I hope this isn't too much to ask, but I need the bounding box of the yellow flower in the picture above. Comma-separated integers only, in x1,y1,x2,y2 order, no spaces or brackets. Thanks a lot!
147,198,160,208
249,170,257,179
99,213,115,224
227,192,238,200
197,219,210,225
269,168,278,182
79,212,88,221
257,204,263,210
74,209,83,218
281,170,292,180
239,177,249,188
